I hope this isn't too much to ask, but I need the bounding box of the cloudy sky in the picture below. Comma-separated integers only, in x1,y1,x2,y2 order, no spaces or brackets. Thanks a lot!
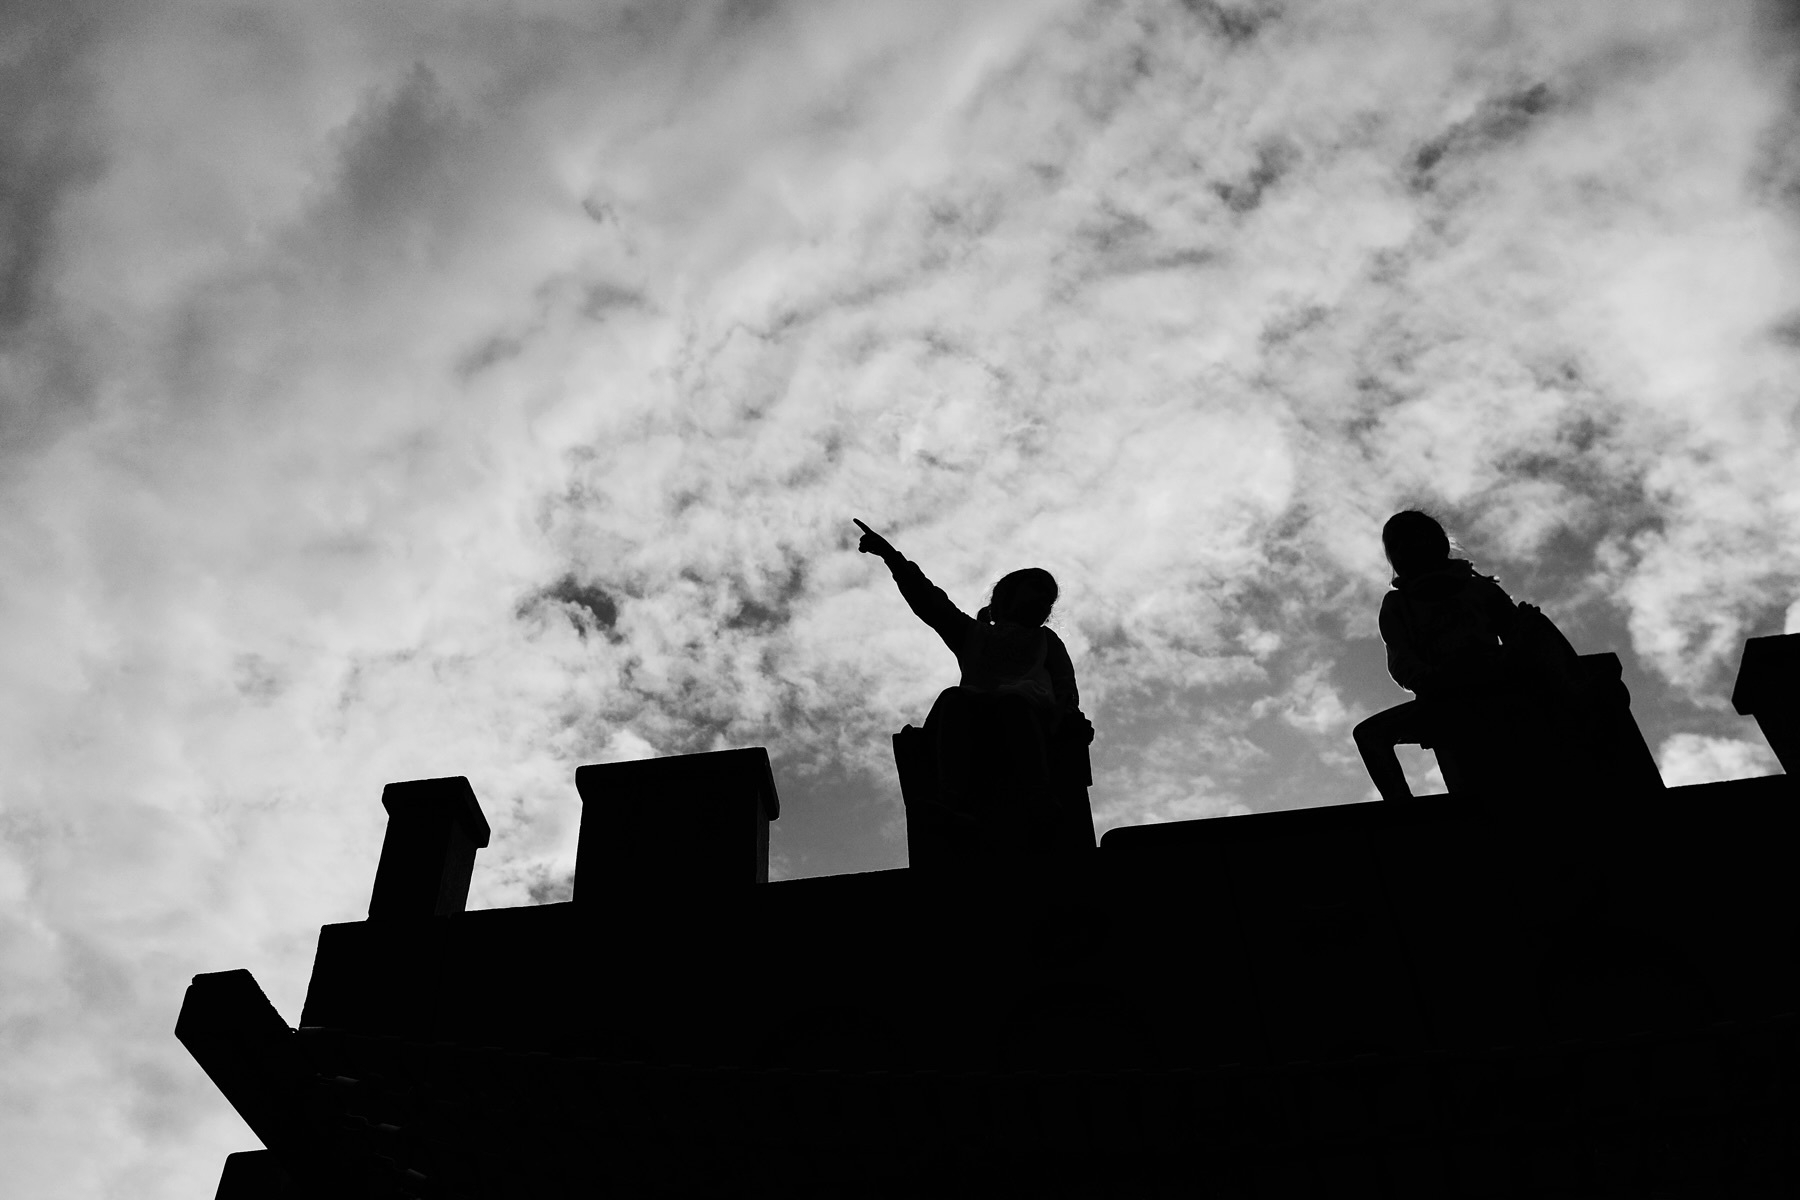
4,0,1799,1193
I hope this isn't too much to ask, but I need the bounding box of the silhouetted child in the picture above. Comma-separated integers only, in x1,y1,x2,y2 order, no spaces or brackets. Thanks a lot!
856,518,1094,854
1354,511,1526,801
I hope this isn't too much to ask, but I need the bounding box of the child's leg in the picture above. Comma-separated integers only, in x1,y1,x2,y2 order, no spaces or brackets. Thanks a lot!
1354,701,1427,802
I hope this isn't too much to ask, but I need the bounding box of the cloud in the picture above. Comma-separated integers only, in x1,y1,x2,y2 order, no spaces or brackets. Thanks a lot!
4,1,1800,1195
519,574,623,641
1657,731,1781,787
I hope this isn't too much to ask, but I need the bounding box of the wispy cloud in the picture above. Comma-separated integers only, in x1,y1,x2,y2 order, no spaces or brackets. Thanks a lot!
3,1,1799,1194
1657,730,1781,787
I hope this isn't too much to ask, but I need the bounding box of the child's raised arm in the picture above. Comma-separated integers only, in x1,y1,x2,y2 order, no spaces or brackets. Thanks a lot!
854,518,973,654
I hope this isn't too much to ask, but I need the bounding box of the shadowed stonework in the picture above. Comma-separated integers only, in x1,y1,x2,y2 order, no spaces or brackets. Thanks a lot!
179,638,1799,1197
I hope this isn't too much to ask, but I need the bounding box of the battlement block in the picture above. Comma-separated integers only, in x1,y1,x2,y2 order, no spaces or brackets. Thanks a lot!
368,776,491,920
573,747,779,895
1731,634,1800,774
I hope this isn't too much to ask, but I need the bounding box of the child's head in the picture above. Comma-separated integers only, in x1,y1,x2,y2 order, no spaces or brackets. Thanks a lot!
988,567,1058,626
1382,511,1450,579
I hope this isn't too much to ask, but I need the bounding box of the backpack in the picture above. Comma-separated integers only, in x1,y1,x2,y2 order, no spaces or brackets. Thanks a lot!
1507,602,1587,702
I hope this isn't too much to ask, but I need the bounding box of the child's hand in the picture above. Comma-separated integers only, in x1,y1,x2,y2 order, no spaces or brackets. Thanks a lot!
853,518,899,562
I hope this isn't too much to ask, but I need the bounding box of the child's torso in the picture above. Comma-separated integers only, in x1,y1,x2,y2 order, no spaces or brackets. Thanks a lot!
960,622,1052,694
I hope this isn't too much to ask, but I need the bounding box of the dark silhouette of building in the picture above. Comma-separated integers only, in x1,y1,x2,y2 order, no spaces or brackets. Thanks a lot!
180,638,1800,1197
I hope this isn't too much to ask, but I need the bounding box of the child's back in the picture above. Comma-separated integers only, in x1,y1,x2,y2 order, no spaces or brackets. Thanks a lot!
1379,558,1518,696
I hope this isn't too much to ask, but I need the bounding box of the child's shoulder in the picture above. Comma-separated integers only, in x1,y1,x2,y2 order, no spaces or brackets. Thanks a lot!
1466,569,1513,602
